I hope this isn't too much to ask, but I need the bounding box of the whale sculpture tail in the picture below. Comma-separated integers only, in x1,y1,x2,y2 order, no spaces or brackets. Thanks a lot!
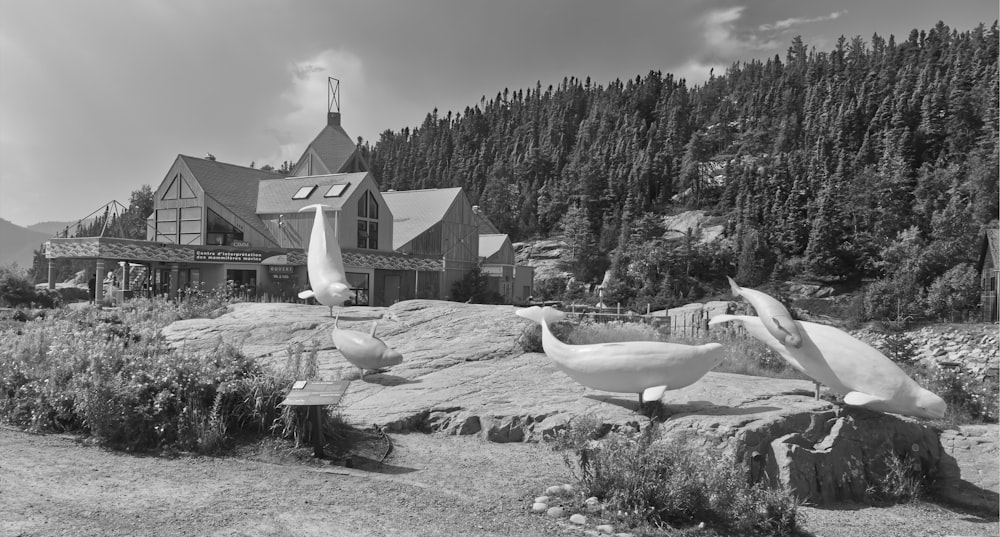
515,306,567,325
726,276,742,297
298,203,334,214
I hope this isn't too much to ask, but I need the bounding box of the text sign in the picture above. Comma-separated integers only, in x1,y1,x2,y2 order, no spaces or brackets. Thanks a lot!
194,250,263,263
279,380,351,407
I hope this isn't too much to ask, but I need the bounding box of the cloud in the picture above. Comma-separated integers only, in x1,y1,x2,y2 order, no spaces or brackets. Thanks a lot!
696,6,781,62
759,11,847,32
266,49,366,166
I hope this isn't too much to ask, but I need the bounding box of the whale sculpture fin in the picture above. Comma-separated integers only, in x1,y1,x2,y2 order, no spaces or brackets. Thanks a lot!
708,314,739,327
642,385,668,404
726,276,742,297
298,290,315,299
844,391,889,409
540,306,567,323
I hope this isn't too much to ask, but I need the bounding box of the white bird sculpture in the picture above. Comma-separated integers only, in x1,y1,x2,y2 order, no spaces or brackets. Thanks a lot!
709,314,946,419
516,306,725,409
298,204,352,316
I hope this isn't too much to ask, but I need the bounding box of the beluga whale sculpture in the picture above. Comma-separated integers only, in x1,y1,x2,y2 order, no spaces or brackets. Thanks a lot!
516,306,725,411
298,204,352,316
708,312,947,419
727,276,803,348
331,315,404,379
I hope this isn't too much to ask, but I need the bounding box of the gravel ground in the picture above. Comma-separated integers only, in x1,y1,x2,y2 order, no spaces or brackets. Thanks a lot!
1,427,996,537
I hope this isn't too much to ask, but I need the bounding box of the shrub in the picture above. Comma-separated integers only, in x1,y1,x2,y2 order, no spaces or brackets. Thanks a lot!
567,426,800,536
905,363,999,426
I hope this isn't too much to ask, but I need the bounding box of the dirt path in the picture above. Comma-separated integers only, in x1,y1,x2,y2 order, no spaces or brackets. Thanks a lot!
1,427,997,537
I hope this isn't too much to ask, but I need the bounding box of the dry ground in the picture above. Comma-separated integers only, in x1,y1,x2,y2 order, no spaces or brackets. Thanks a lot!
1,427,997,537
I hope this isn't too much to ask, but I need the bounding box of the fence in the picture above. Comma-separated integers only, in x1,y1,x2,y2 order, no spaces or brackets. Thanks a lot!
562,303,715,338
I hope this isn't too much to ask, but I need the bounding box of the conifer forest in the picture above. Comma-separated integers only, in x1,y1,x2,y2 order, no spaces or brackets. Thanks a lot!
364,21,999,319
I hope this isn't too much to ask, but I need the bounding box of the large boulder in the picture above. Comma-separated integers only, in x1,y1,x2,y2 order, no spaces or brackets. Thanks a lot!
161,300,965,505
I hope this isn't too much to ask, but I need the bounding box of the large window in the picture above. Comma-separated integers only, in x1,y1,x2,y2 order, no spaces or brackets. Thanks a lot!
155,206,201,244
346,272,370,306
206,208,244,246
357,191,379,249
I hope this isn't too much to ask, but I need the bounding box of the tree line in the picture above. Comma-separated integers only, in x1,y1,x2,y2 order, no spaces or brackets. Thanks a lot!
364,21,999,319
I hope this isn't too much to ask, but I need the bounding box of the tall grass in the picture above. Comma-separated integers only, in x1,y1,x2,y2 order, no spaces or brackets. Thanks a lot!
561,424,802,536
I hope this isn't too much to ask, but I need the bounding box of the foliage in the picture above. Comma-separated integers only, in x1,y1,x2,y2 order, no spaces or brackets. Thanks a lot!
0,266,59,308
451,266,503,304
924,263,980,320
867,453,927,504
367,22,997,316
516,320,574,353
565,426,800,536
905,363,999,425
0,298,334,454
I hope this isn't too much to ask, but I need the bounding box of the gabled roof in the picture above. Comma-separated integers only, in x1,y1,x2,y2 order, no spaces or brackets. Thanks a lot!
479,234,509,259
178,155,281,245
294,123,362,175
256,172,369,214
382,187,464,250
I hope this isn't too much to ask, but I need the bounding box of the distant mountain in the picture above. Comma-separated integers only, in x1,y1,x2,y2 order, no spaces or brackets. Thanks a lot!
27,220,75,236
0,218,52,270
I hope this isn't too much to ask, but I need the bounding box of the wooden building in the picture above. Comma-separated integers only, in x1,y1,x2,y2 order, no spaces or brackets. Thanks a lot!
978,223,1000,322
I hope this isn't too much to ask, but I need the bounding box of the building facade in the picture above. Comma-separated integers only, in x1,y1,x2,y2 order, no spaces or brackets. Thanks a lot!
45,110,532,306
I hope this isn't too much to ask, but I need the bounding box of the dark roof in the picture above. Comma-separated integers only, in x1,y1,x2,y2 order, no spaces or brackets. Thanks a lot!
179,155,281,246
256,172,368,214
295,124,362,174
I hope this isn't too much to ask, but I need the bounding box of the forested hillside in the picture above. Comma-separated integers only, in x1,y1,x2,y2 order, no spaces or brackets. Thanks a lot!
365,21,999,319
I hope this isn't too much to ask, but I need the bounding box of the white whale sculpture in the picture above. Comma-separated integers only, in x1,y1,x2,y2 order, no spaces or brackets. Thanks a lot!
516,306,725,408
331,316,403,379
708,314,946,419
727,276,803,348
298,204,352,316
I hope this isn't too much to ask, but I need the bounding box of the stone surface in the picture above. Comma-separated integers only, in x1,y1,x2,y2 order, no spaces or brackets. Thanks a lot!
159,300,992,506
935,424,1000,512
569,513,587,525
546,506,565,518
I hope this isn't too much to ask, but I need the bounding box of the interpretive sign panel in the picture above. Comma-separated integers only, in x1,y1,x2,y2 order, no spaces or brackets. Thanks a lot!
279,380,351,407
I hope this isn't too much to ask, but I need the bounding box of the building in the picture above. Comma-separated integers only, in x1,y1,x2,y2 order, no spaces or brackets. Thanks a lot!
479,233,534,305
44,106,532,306
978,222,1000,322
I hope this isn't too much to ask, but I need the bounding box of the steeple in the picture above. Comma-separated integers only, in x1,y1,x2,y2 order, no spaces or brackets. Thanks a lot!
327,77,341,127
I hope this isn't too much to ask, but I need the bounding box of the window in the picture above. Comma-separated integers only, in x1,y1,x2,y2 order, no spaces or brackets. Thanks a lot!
206,208,243,246
155,206,202,245
356,190,379,249
325,182,350,198
357,221,378,250
292,185,317,200
162,174,196,200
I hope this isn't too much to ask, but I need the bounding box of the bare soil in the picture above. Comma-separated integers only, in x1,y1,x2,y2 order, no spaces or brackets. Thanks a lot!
1,427,997,537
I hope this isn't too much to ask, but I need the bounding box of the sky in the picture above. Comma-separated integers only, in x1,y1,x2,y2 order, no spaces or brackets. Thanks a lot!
1,0,996,228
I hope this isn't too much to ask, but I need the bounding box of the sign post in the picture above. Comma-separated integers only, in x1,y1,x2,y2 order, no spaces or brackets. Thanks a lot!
279,380,351,458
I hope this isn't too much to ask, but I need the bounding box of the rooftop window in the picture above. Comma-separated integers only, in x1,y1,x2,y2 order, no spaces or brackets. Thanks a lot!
292,185,317,200
324,182,350,198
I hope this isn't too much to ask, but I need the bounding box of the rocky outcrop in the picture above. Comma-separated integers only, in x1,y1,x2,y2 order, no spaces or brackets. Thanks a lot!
854,325,1000,381
159,299,991,506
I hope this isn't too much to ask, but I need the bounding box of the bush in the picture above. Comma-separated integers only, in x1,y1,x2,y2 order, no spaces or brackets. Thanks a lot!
905,363,999,426
567,426,800,536
0,299,300,453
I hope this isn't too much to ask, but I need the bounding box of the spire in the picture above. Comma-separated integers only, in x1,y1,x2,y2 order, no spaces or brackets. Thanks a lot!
327,77,341,126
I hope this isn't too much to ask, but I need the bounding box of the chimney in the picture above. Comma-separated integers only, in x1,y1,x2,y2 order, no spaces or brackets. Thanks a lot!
327,111,341,126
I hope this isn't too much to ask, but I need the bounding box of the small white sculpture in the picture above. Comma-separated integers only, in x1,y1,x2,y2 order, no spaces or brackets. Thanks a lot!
298,204,352,316
516,306,725,409
331,316,403,379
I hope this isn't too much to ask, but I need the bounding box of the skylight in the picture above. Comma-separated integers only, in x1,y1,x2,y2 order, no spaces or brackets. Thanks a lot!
324,182,350,198
292,185,317,200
